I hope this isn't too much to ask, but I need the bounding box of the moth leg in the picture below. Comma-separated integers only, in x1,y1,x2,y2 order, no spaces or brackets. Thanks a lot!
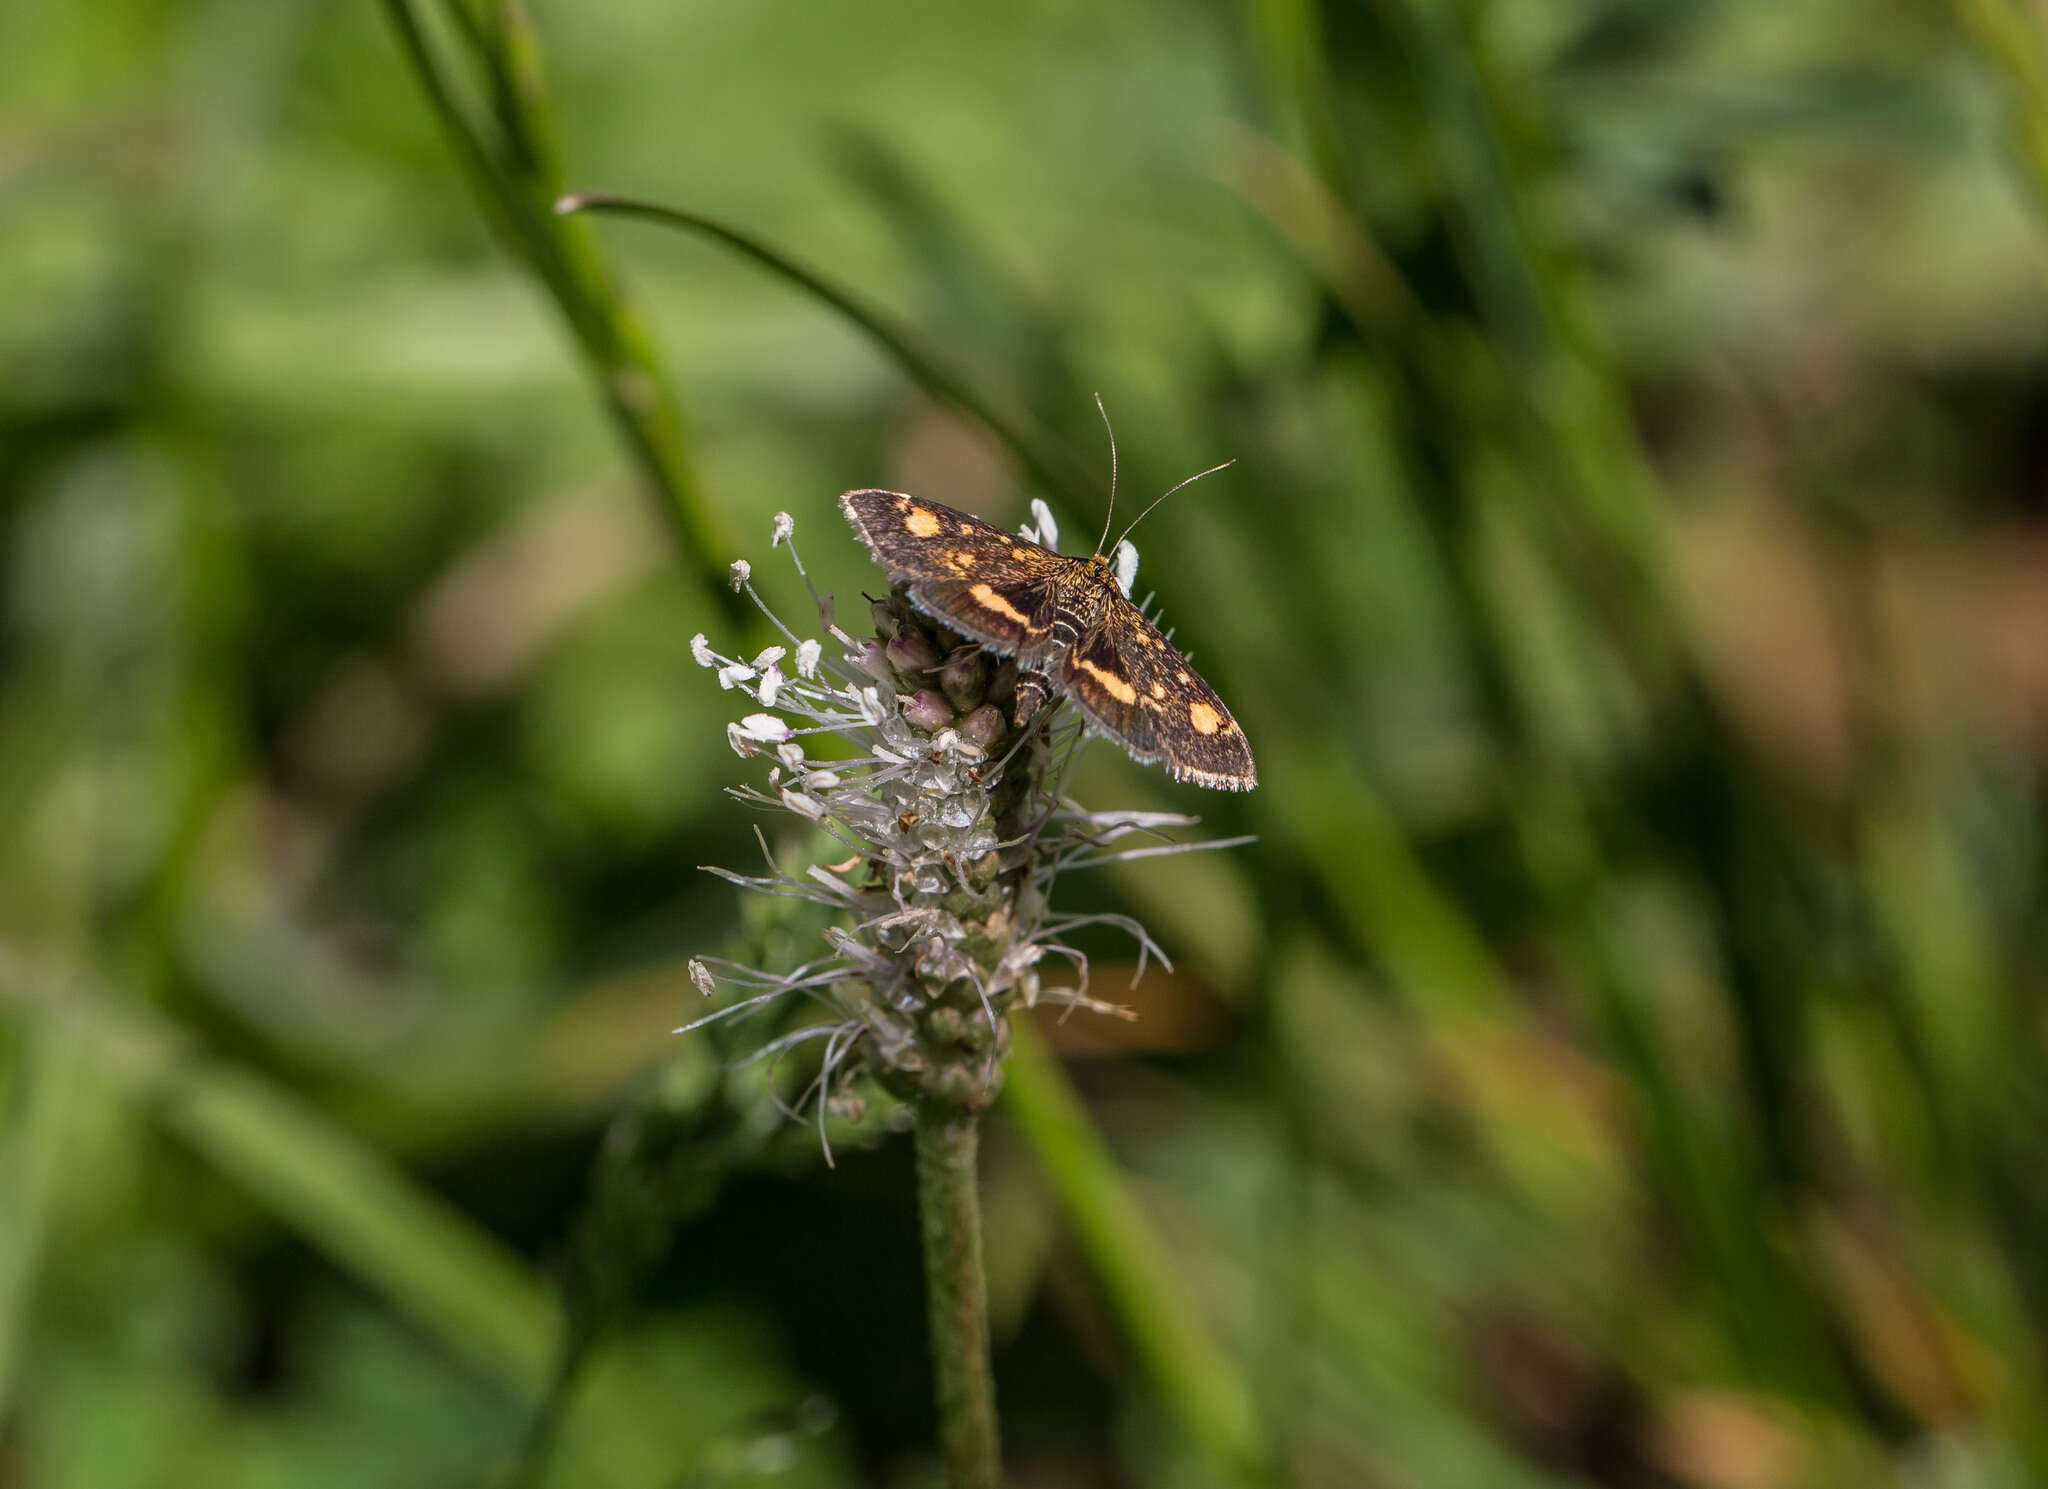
1012,669,1056,726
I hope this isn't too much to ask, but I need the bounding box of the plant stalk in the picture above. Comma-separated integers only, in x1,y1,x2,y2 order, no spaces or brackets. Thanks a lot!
914,1105,1001,1489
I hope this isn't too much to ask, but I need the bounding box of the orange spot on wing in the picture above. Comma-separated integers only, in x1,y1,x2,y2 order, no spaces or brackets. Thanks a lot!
1077,659,1138,705
1189,702,1222,735
904,507,943,538
968,582,1031,625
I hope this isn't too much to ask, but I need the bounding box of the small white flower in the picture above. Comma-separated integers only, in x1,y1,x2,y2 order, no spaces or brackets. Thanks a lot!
726,722,759,757
1113,539,1139,597
717,662,756,691
796,639,822,679
758,664,785,707
689,958,716,997
780,787,827,820
772,512,795,547
736,713,792,743
729,558,752,591
691,633,716,667
1024,498,1060,552
751,645,787,671
776,740,807,769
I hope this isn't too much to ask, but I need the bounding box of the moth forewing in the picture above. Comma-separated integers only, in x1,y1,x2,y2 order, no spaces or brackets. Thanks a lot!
1060,593,1257,791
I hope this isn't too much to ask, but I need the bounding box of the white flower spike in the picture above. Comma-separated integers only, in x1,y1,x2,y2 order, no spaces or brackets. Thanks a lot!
682,504,1250,1161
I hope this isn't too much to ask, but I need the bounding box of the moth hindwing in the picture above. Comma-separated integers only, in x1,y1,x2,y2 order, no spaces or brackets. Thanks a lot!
838,489,1256,791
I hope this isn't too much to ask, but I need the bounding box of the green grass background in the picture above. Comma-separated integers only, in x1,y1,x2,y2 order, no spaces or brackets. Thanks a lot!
7,0,2048,1485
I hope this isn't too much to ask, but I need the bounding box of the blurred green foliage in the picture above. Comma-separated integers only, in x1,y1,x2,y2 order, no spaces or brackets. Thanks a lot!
8,0,2048,1485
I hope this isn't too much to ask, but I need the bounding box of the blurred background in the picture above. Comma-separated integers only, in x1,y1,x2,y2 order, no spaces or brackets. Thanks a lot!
8,0,2048,1485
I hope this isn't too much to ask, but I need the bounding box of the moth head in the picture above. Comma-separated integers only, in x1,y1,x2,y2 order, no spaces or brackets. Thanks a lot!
1080,541,1138,600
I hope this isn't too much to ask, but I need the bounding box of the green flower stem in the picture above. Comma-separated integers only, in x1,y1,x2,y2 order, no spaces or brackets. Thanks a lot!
914,1105,1001,1489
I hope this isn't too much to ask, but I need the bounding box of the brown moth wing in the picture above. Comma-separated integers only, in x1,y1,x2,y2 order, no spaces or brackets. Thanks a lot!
905,577,1062,659
840,489,1076,657
839,490,1063,585
1060,594,1257,791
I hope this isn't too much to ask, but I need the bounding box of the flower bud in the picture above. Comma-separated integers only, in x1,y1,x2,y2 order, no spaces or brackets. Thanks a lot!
930,1061,997,1109
960,704,1006,749
869,597,901,640
939,646,989,711
887,630,940,676
852,638,893,681
903,689,955,732
959,1006,1003,1055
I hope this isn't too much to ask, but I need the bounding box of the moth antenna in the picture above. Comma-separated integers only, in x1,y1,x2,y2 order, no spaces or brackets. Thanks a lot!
1111,458,1235,555
1093,392,1118,557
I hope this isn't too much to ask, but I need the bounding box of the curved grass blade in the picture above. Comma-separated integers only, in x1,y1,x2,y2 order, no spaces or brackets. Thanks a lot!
381,0,741,619
556,192,1094,511
1001,1021,1274,1484
0,957,746,1484
0,1020,81,1420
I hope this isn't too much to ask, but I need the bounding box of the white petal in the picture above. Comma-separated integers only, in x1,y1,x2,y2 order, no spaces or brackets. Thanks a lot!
690,633,716,667
688,958,716,997
751,645,787,670
796,639,822,679
757,664,785,707
1113,539,1139,597
717,662,756,691
728,558,752,591
1027,498,1059,552
771,512,795,546
736,712,792,743
779,787,826,820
